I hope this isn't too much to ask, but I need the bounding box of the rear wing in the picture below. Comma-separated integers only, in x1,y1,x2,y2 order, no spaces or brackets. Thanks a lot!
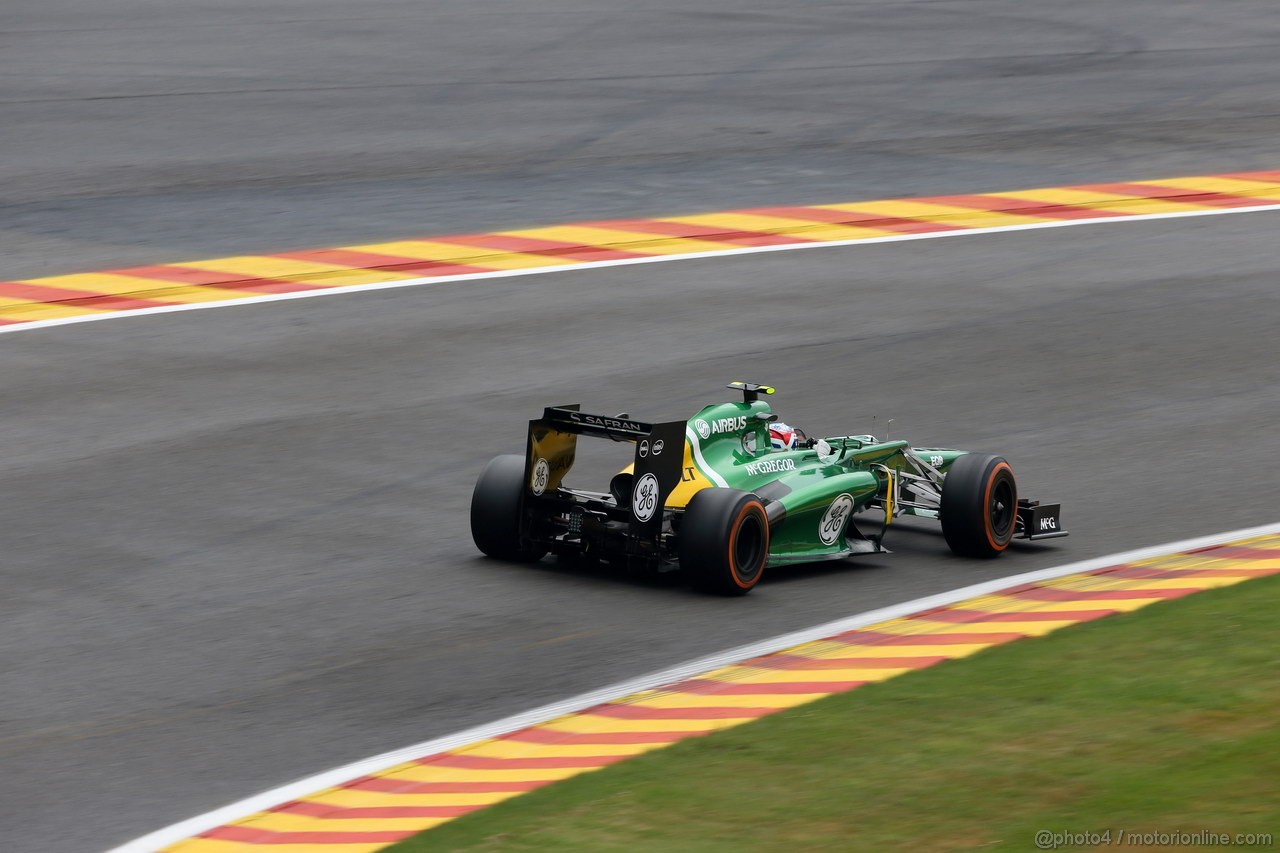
526,405,686,537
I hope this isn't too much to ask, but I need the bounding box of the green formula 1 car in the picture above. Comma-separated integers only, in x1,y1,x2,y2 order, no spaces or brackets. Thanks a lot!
471,382,1066,595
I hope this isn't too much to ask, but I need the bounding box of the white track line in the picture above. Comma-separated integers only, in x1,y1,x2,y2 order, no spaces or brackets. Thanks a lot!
108,519,1280,853
8,202,1280,339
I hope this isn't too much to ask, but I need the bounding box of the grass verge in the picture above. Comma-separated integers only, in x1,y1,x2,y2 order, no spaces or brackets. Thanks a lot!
390,576,1280,852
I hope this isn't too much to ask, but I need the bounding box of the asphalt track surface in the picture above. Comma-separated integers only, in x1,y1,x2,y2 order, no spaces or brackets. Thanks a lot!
3,3,1280,852
5,0,1280,278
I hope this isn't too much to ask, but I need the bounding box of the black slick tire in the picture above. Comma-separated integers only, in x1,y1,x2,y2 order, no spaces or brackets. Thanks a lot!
940,454,1018,558
679,488,769,595
470,455,547,562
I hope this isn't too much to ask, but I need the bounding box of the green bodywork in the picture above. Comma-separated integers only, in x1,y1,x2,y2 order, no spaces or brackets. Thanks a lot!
681,400,966,567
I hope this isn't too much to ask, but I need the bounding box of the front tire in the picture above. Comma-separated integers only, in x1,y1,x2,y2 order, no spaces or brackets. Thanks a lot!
679,489,769,595
470,455,547,562
940,454,1017,558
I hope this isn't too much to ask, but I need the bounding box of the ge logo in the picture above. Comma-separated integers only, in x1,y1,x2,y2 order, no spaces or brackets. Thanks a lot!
819,493,854,545
632,473,660,522
695,420,711,439
530,458,550,496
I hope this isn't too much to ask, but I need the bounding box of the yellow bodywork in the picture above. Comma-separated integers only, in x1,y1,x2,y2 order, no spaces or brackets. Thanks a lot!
618,441,714,509
529,426,578,493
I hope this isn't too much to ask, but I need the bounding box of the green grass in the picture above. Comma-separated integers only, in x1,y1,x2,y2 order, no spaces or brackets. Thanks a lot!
390,576,1280,852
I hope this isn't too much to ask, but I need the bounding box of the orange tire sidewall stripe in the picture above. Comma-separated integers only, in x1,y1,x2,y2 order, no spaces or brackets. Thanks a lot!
983,462,1016,551
727,500,769,588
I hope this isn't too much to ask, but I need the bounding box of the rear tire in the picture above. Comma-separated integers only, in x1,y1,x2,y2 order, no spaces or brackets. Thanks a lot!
940,454,1017,558
471,455,547,562
679,489,769,595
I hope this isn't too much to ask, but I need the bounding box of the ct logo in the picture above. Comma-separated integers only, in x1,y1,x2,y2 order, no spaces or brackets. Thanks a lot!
632,473,660,522
819,493,854,545
530,458,550,496
694,420,711,439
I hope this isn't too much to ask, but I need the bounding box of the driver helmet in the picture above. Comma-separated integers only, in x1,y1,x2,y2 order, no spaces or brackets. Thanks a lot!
770,422,806,451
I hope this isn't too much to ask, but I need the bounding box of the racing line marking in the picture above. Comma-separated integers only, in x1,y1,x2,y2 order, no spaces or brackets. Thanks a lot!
111,522,1280,852
4,170,1280,335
